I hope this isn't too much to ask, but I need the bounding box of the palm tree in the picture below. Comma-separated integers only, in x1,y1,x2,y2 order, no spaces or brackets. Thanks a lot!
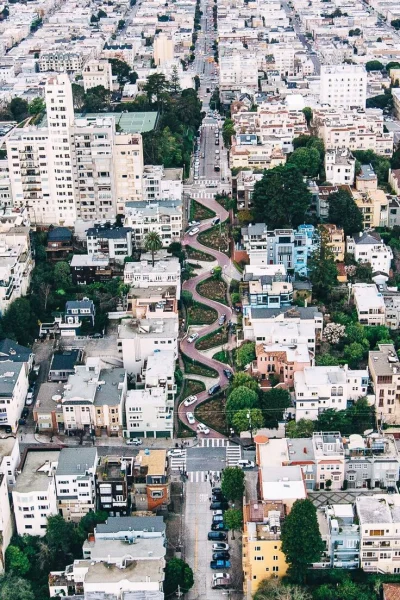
144,231,163,266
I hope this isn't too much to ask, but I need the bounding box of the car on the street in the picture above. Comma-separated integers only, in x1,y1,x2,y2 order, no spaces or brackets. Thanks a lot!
211,522,228,531
210,501,228,510
218,314,226,325
213,509,224,516
126,438,143,446
212,515,224,523
212,572,231,587
237,459,255,469
210,559,231,569
212,487,222,494
189,220,200,228
187,332,199,343
22,407,29,418
208,531,227,541
168,449,185,458
18,418,26,426
208,383,221,395
188,227,199,236
212,542,230,551
197,422,210,434
223,368,232,380
186,412,195,425
183,395,197,406
25,392,34,406
213,551,230,560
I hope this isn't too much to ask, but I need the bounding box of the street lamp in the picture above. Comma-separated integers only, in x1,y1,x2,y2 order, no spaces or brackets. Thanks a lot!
247,411,253,442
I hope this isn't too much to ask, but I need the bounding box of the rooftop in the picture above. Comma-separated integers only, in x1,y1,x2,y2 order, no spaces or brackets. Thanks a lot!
260,466,306,501
50,350,80,373
249,306,322,320
84,558,165,584
0,338,31,363
87,226,132,240
77,112,157,133
96,516,165,535
357,164,377,181
35,382,65,413
83,536,166,561
369,343,400,376
94,368,125,407
56,447,97,477
70,254,110,268
353,283,385,311
134,450,167,476
357,494,400,525
0,362,24,397
14,449,60,493
48,227,72,242
118,317,178,339
0,436,17,461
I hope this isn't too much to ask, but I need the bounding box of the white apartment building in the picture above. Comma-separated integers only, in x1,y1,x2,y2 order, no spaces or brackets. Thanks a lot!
353,283,386,326
55,448,98,521
324,148,355,185
312,431,345,490
219,46,258,91
0,361,29,433
82,59,113,92
118,315,179,375
368,343,400,425
142,165,183,202
124,255,181,300
39,50,84,73
115,133,144,210
346,231,393,277
86,226,133,263
0,469,12,573
0,160,12,208
124,200,183,248
320,65,367,109
294,365,369,421
0,228,34,315
357,494,400,574
0,436,20,487
13,449,59,536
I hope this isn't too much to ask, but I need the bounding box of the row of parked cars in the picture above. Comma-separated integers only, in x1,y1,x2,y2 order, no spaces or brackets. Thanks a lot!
208,487,231,570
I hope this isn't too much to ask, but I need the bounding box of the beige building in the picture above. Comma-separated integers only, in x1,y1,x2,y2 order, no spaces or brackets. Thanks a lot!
368,343,400,424
230,145,286,170
321,224,345,262
351,187,389,229
115,133,144,211
83,59,113,92
153,33,174,66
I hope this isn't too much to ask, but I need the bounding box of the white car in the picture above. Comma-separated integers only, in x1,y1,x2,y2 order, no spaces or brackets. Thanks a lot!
189,227,199,236
126,437,143,446
197,423,210,434
212,573,230,581
168,449,185,458
188,221,200,228
212,543,229,551
237,459,255,469
25,392,34,406
187,332,199,343
184,395,197,406
213,509,224,516
186,412,195,425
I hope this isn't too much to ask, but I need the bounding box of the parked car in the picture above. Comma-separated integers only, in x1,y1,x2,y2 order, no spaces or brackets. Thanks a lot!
223,368,232,380
210,559,231,569
187,332,199,343
212,515,224,523
22,407,29,418
189,227,200,236
189,220,200,227
184,395,197,406
212,487,222,494
126,438,143,446
211,522,228,531
218,314,226,325
213,510,224,516
208,531,227,541
168,449,185,458
237,459,255,469
197,422,210,435
25,393,34,406
212,543,229,551
186,412,195,425
208,384,221,395
210,501,228,510
213,551,230,560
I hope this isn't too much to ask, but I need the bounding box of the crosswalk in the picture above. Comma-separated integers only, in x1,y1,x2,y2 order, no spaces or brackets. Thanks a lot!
188,470,221,483
199,438,230,447
191,191,218,199
226,444,242,466
169,450,187,472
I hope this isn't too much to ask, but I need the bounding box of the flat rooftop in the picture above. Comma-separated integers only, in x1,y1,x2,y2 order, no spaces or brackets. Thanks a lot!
118,317,178,339
134,449,167,476
357,494,400,525
84,558,165,584
83,537,166,561
14,449,60,493
260,466,306,501
77,112,158,133
94,368,125,407
35,382,65,412
0,436,17,460
56,447,97,477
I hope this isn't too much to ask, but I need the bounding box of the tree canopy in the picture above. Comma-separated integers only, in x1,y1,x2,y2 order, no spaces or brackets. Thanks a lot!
288,146,322,178
232,408,264,433
252,164,312,229
308,227,338,301
236,342,256,368
328,188,364,236
164,558,194,596
221,466,245,501
365,60,384,71
285,419,315,438
226,386,259,423
258,388,291,428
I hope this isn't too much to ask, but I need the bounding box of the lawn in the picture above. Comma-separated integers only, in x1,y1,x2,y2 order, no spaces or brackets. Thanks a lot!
188,301,218,325
181,378,206,399
196,327,228,351
186,245,215,262
197,222,230,255
182,353,219,378
197,277,228,305
190,200,216,221
195,394,228,436
212,349,231,364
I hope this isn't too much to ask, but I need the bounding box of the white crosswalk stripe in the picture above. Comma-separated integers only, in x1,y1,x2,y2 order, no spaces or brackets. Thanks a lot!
226,444,242,466
191,191,217,199
199,438,230,447
169,450,187,472
188,470,221,483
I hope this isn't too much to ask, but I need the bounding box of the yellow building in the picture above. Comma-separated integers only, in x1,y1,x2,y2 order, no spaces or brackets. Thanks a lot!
351,187,388,229
242,501,288,599
321,223,345,262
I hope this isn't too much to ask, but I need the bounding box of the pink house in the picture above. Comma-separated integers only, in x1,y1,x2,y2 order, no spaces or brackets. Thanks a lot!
252,342,312,387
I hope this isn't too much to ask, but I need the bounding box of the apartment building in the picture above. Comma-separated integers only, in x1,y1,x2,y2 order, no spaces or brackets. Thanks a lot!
233,169,263,210
154,32,174,65
240,264,292,315
312,431,345,490
86,226,133,263
229,142,286,170
82,59,113,92
114,133,144,209
346,231,393,276
0,227,34,315
0,436,20,572
96,455,134,516
253,338,312,387
368,343,400,425
384,294,400,330
321,224,345,262
70,254,112,285
314,504,360,570
39,50,84,72
356,164,378,192
294,365,369,421
132,450,169,512
124,255,181,302
0,361,29,433
345,433,400,491
142,165,183,202
320,65,367,109
219,46,258,91
13,449,59,536
352,187,389,229
357,494,400,574
125,350,175,438
324,148,355,186
55,447,97,521
124,200,183,248
353,283,386,326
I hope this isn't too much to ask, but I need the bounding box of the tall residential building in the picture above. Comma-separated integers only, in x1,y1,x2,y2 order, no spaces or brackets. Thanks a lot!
55,447,98,521
82,59,113,92
368,343,400,425
7,74,144,226
320,65,367,109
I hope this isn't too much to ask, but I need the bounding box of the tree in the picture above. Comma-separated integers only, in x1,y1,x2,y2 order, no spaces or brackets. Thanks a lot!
281,499,324,582
5,546,30,576
169,65,181,94
129,71,138,84
28,97,45,116
254,579,312,600
84,85,111,112
252,164,311,229
224,508,243,540
315,354,340,366
258,387,291,428
366,60,384,71
221,466,245,501
232,408,264,434
71,83,85,110
347,397,375,434
236,341,256,367
302,106,312,125
54,261,71,290
0,576,34,600
328,188,363,236
143,73,168,105
366,94,392,110
222,118,235,147
1,297,36,345
285,419,314,438
292,135,324,156
118,19,125,29
164,557,194,596
78,510,108,536
226,386,258,422
288,147,321,178
144,231,163,266
230,370,259,392
323,322,346,345
98,8,107,17
315,408,349,433
352,150,390,185
46,515,82,568
110,58,131,85
9,98,29,122
308,227,338,301
391,19,400,29
344,341,365,368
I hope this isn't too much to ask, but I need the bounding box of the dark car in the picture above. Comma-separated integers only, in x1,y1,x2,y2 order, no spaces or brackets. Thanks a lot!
18,418,26,425
208,383,221,395
212,551,230,560
22,407,29,418
223,369,232,380
211,522,228,531
210,559,231,569
212,487,222,494
210,501,228,510
208,531,227,541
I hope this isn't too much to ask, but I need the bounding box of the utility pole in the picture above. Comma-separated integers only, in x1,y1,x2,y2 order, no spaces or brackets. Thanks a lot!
176,585,183,599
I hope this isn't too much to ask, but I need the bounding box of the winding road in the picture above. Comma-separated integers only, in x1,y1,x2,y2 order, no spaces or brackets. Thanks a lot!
178,191,242,437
